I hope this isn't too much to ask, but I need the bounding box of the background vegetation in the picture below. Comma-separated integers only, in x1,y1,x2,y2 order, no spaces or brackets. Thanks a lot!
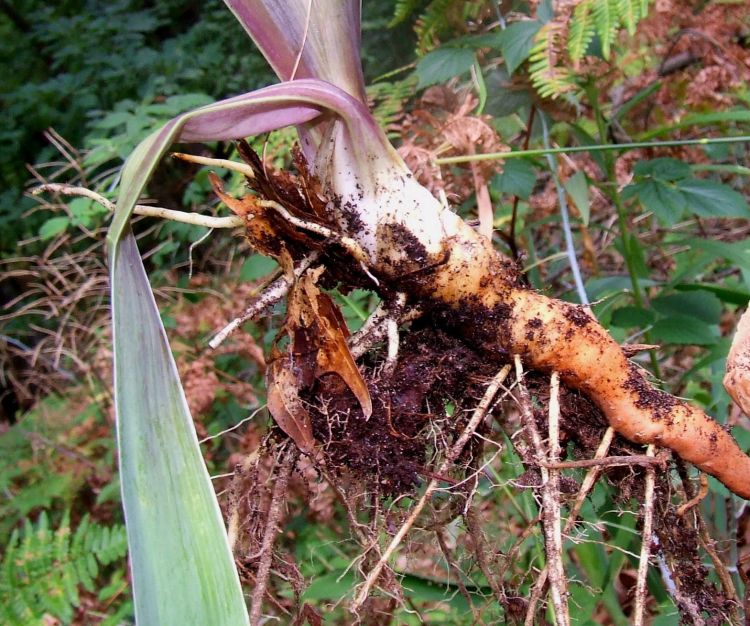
1,0,749,623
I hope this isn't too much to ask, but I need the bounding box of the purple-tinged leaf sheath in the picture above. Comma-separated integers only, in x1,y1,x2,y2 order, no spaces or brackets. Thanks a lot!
224,0,366,102
108,79,383,254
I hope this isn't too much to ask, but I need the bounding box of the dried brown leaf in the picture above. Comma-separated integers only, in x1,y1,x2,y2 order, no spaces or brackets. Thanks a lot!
289,268,372,417
266,356,315,453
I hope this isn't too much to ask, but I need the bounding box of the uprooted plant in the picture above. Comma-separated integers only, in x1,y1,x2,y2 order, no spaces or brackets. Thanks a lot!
85,0,750,624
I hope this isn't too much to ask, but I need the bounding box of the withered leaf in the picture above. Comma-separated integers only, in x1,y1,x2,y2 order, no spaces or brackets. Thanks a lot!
266,354,315,453
289,268,372,418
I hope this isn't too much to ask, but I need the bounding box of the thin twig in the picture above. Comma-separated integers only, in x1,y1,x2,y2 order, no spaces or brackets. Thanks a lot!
677,470,741,623
32,183,245,229
518,429,615,619
436,529,479,622
564,427,615,527
516,358,568,626
539,454,665,470
208,253,318,349
633,444,656,626
545,372,569,626
350,365,511,613
249,446,297,626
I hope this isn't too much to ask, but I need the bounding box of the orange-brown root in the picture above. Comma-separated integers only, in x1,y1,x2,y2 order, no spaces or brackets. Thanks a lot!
397,218,750,499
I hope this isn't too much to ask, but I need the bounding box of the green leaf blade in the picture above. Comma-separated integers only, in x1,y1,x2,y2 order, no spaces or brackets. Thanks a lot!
415,48,476,89
677,179,750,218
500,21,542,74
650,315,718,345
112,232,249,626
628,179,686,226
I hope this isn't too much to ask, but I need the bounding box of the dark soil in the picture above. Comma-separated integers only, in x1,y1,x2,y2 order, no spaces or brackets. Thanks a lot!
305,327,494,496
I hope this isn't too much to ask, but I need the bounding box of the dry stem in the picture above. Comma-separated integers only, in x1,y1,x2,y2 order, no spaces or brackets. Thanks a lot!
539,455,665,470
349,365,511,613
249,446,296,626
208,252,318,349
514,357,568,626
521,427,616,622
172,151,256,179
633,444,656,626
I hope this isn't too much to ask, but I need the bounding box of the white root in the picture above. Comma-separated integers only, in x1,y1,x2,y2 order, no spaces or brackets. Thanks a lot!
633,445,656,626
33,184,245,229
350,365,511,613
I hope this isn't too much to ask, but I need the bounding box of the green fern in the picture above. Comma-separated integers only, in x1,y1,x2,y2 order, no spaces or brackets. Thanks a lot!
390,0,424,27
619,0,642,35
393,0,485,53
531,0,651,99
367,77,417,137
568,0,596,63
593,0,621,59
0,511,128,625
529,24,574,99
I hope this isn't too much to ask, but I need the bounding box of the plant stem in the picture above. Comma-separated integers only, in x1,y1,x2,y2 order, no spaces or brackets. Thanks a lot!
586,82,662,377
435,135,750,165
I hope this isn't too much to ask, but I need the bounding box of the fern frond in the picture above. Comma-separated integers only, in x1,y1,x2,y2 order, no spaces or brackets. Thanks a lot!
618,0,639,35
0,513,128,625
367,77,417,138
390,0,423,27
529,23,574,99
593,0,621,59
568,0,596,63
414,0,457,52
409,0,485,53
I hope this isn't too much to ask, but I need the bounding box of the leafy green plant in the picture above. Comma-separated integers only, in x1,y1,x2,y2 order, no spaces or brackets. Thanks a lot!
622,157,750,226
0,511,129,625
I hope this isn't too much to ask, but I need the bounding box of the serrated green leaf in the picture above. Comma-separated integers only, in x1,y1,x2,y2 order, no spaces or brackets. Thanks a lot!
633,158,691,181
483,67,533,117
650,315,718,345
500,21,542,74
564,171,590,225
69,197,108,228
675,282,749,306
627,179,686,225
39,216,70,241
677,179,750,218
415,48,476,89
684,237,750,272
492,159,536,199
651,291,722,324
610,305,655,328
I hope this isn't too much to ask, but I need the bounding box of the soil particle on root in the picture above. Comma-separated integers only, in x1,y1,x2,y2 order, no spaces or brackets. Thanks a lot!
623,364,679,420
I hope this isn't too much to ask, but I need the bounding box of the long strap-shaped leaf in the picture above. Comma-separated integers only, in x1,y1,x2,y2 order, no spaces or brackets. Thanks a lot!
108,80,380,625
224,0,366,102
